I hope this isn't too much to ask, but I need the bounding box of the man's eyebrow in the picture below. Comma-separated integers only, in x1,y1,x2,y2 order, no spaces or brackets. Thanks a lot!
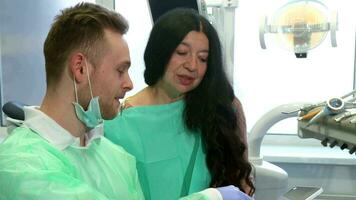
118,60,131,69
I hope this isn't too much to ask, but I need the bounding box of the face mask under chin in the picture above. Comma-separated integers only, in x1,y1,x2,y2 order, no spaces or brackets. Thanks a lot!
72,63,103,129
72,96,103,129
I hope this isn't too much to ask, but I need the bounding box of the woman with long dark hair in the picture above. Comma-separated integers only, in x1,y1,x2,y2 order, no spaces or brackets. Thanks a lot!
105,8,255,200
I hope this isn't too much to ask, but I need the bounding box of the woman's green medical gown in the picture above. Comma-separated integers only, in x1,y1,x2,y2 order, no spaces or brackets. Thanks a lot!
105,100,211,200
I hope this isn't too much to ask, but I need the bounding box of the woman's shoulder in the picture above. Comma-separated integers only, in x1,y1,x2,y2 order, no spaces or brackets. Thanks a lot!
121,97,134,110
231,97,244,113
232,97,242,107
121,88,150,110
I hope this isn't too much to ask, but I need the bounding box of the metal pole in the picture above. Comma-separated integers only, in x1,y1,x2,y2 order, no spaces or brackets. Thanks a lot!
353,29,356,90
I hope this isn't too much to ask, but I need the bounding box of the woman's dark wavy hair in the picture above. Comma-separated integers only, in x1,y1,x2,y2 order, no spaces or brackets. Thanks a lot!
144,8,255,195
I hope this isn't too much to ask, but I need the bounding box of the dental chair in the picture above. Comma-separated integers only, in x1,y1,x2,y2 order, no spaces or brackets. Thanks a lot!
2,101,26,121
248,103,305,200
1,101,27,135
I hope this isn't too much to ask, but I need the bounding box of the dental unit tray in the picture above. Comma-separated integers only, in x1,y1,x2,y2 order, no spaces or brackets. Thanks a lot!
298,116,356,155
296,89,356,155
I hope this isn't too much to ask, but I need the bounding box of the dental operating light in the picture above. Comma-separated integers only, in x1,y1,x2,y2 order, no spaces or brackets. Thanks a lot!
259,0,337,58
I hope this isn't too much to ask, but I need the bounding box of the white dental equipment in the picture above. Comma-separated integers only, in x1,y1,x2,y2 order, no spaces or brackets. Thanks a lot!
259,0,338,58
297,89,356,155
248,103,308,200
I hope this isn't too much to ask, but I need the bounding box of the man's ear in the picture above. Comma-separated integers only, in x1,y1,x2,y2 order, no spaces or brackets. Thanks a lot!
69,52,87,83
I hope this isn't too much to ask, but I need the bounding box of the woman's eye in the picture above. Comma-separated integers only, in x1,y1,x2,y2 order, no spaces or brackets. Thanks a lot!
176,51,187,55
200,58,207,63
199,56,208,63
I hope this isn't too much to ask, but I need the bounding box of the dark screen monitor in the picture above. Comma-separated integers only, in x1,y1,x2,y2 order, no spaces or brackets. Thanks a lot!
147,0,198,22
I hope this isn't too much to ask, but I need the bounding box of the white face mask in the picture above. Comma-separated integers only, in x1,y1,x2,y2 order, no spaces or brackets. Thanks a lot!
72,63,103,129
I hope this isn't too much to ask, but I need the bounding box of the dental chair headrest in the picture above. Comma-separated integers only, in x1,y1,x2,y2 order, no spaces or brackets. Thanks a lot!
2,101,27,121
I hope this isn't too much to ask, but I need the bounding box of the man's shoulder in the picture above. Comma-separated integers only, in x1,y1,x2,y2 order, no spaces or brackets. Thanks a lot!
100,137,136,161
0,127,73,172
1,126,44,147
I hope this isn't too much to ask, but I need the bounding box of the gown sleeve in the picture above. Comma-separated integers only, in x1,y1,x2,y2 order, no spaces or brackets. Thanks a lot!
0,167,109,200
0,128,108,200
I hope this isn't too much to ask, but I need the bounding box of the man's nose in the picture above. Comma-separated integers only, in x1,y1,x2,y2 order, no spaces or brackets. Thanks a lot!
123,73,133,92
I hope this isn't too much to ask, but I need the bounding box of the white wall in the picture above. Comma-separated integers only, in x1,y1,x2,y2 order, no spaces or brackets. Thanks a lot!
115,0,152,97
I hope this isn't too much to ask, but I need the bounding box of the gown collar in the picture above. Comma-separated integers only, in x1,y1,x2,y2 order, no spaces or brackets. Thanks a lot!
22,106,103,150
